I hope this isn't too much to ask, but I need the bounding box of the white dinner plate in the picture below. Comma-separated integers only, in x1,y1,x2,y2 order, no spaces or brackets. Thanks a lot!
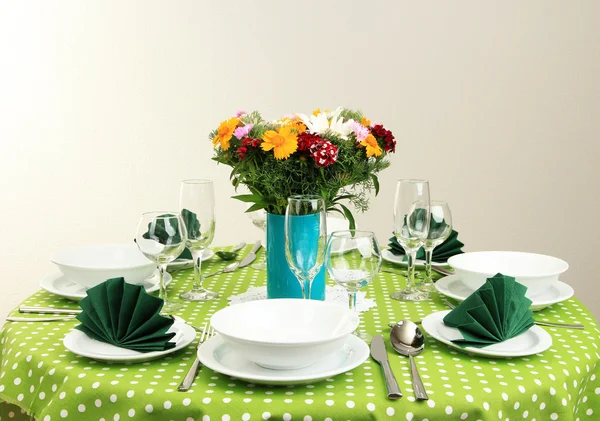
421,310,553,358
381,249,447,268
198,334,369,385
435,274,574,311
63,319,196,362
167,249,214,270
40,271,173,302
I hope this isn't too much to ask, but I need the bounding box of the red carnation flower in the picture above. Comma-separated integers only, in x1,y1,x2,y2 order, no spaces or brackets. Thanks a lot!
297,132,324,152
310,140,338,167
241,137,261,148
371,124,396,153
236,146,248,160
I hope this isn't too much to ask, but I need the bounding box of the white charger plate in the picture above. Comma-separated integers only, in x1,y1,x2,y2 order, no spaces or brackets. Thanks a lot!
421,310,553,358
198,334,369,385
40,271,173,302
63,319,196,362
435,274,574,311
167,249,214,270
381,249,447,268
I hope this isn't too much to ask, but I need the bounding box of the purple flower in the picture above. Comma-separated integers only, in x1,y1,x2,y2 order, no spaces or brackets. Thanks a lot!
234,123,254,139
348,120,369,141
235,110,247,118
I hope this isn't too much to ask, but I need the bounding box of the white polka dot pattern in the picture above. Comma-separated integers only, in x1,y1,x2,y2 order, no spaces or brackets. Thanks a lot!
0,246,599,420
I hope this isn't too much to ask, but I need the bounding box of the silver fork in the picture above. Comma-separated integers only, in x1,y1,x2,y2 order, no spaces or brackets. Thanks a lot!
441,299,585,329
178,322,215,392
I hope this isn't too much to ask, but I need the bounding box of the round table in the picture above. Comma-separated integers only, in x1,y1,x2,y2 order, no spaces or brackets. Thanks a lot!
1,244,599,421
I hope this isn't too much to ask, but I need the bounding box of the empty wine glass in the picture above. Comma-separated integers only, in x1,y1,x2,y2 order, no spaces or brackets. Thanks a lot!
391,179,431,301
284,195,327,299
325,230,381,342
179,179,217,301
420,201,453,292
136,212,187,313
247,208,267,270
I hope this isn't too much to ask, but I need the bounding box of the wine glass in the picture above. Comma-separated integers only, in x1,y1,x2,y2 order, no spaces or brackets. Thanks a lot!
135,212,187,313
179,179,217,301
420,201,453,292
391,179,431,301
247,209,267,270
284,195,327,299
325,230,381,342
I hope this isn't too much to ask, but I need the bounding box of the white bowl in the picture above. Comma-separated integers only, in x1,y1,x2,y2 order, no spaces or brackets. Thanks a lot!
51,244,156,289
210,299,359,370
448,251,569,293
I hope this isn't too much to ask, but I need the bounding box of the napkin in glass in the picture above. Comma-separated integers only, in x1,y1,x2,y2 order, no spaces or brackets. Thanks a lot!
442,273,534,348
388,229,464,263
138,209,200,260
75,277,176,352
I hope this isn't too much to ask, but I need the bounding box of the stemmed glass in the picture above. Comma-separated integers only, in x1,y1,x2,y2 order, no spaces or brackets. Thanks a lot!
135,212,187,313
391,179,431,301
284,195,327,299
179,179,217,301
248,209,267,270
325,230,381,342
420,201,453,292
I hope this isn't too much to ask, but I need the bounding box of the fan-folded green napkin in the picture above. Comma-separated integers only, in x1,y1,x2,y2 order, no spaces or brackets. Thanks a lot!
442,273,534,348
388,229,464,263
75,277,176,352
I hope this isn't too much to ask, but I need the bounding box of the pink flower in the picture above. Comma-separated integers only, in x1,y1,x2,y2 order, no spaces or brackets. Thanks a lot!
233,123,254,139
235,110,247,118
348,119,369,142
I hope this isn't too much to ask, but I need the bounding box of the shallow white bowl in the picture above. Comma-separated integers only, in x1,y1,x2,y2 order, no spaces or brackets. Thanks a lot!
51,244,156,288
210,299,359,370
448,251,568,293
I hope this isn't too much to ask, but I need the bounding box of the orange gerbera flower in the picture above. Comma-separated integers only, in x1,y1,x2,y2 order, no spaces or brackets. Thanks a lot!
212,117,239,150
361,116,371,127
261,126,298,160
360,134,382,157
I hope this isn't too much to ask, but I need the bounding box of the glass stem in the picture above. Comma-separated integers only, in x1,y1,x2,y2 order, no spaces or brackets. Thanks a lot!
191,249,204,292
158,263,168,303
406,249,418,292
424,247,434,285
348,292,357,312
301,278,312,300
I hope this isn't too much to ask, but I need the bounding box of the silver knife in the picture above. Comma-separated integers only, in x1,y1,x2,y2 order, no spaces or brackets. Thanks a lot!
19,306,82,315
371,334,402,399
238,241,262,268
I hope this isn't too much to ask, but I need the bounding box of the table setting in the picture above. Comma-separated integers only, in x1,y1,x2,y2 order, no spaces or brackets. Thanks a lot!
1,107,599,421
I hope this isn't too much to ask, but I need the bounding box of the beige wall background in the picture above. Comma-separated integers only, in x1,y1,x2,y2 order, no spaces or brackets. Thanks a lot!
1,1,599,322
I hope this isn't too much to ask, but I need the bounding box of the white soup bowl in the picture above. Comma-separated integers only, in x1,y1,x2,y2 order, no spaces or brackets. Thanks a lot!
210,299,359,370
448,251,568,293
51,244,155,289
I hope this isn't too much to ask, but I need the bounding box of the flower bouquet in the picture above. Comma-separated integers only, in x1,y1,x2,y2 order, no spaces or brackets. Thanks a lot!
210,107,396,299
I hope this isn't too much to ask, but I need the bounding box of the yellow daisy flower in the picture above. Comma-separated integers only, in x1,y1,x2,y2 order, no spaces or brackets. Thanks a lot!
261,126,298,160
212,117,239,150
360,134,382,157
361,116,371,127
312,108,321,116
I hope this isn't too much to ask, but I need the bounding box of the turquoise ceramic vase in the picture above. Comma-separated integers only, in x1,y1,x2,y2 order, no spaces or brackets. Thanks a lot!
265,213,325,300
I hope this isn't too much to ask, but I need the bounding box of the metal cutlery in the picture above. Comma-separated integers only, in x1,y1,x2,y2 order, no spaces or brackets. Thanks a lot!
390,320,428,400
19,306,82,315
202,240,262,279
381,266,453,277
7,316,76,322
441,299,585,329
370,334,402,399
178,322,215,392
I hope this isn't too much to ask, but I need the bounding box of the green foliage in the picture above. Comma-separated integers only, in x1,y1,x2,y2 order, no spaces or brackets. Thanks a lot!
211,108,395,221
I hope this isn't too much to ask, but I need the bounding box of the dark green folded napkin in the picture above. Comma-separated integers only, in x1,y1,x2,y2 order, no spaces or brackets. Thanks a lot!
75,277,176,352
137,209,201,260
442,273,534,348
388,230,464,263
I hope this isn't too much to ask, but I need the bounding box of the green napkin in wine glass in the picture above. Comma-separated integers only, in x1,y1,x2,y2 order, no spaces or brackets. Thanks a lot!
75,277,176,352
442,273,534,348
388,229,464,263
136,209,201,260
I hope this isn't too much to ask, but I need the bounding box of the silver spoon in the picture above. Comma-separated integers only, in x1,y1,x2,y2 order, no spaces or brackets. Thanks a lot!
201,262,239,279
390,320,429,400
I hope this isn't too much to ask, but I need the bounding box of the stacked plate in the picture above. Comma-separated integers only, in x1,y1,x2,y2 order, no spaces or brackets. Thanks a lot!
434,251,573,311
198,299,370,385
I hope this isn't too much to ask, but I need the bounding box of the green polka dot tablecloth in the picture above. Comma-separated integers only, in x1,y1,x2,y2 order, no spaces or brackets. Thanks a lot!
1,244,600,421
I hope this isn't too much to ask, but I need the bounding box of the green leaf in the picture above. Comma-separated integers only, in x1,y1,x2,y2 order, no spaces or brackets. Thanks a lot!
337,203,356,231
327,207,345,217
232,194,265,203
245,202,268,213
332,194,356,203
371,174,380,196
